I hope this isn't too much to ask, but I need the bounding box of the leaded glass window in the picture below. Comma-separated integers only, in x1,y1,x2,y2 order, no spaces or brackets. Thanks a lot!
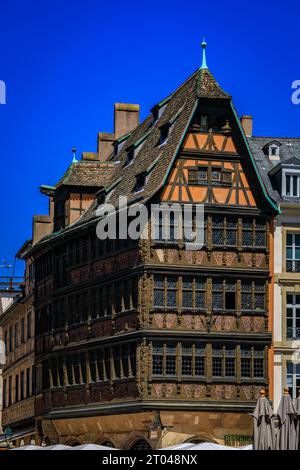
195,344,205,376
212,279,224,311
153,275,178,309
182,343,192,376
254,282,266,312
212,344,223,377
182,276,205,310
212,216,224,245
226,217,237,246
166,343,177,375
182,277,193,309
152,343,163,375
253,347,265,378
225,347,236,377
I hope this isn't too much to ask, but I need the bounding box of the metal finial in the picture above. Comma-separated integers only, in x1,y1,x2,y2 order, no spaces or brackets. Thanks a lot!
72,147,78,163
200,38,208,70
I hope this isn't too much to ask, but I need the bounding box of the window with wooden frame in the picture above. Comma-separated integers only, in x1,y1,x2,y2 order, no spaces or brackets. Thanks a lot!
242,218,267,248
241,345,265,379
152,342,177,376
188,166,208,184
212,344,236,378
182,276,205,310
212,215,237,246
153,275,177,308
212,279,236,312
241,280,266,313
182,343,205,377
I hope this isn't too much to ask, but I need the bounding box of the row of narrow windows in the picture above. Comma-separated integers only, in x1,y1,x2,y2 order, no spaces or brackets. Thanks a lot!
4,311,32,354
41,341,265,391
42,344,136,390
152,342,265,379
153,275,267,313
3,367,34,408
36,275,267,336
34,217,268,283
36,277,138,334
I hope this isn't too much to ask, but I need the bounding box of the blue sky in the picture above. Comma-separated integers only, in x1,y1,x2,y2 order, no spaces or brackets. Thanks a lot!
0,0,299,276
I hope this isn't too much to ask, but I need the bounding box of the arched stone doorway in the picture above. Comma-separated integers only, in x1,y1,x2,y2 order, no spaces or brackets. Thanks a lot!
65,440,81,447
101,441,115,448
184,435,218,445
129,439,152,450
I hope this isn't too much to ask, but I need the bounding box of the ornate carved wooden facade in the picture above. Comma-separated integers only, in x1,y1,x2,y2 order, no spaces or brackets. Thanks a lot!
30,65,278,446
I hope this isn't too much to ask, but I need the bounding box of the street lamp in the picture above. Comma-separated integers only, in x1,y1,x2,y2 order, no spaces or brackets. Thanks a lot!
4,427,13,449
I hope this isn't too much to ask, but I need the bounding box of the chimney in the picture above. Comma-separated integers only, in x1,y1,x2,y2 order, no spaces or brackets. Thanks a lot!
114,103,140,139
97,132,114,161
241,115,253,137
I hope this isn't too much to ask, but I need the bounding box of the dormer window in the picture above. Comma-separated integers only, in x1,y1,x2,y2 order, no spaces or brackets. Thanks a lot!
96,187,106,206
134,173,146,192
263,140,281,160
126,147,135,165
285,174,300,197
270,146,278,156
159,124,170,145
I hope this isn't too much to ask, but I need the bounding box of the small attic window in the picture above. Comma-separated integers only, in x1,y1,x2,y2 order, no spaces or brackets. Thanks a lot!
264,141,281,160
270,145,279,157
126,147,135,165
159,124,169,145
96,188,106,206
152,107,159,124
135,173,146,192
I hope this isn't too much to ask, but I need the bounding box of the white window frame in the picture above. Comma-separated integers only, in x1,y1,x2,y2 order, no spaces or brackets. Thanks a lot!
282,169,300,197
269,145,279,157
286,293,300,340
286,361,300,399
286,233,300,272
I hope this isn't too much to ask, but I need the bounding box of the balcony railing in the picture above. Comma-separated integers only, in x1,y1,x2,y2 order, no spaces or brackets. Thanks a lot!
286,260,300,273
286,327,300,340
0,276,24,292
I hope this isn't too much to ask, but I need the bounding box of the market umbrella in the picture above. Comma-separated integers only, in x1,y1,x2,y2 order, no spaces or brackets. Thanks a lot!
276,387,297,450
251,389,276,450
294,390,300,450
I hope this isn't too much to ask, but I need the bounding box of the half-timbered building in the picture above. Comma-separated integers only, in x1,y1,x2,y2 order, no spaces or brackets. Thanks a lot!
29,45,279,449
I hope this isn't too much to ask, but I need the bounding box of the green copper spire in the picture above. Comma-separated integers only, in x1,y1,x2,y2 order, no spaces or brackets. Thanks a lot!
200,39,208,70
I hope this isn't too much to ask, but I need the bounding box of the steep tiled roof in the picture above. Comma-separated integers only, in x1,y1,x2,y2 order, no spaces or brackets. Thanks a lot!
196,68,231,99
248,136,300,203
32,67,280,249
55,161,115,188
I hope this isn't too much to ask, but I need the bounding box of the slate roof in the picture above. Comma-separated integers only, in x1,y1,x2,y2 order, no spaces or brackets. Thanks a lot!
248,136,300,203
55,161,115,188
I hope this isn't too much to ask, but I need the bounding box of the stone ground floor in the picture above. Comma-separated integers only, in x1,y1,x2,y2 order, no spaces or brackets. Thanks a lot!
40,409,253,449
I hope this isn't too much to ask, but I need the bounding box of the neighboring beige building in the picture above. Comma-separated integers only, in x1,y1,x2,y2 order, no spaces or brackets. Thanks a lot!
0,277,24,435
249,137,300,409
0,242,37,447
0,193,53,447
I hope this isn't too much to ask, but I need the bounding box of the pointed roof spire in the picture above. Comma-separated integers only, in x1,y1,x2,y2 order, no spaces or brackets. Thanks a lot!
72,147,78,163
200,38,208,70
